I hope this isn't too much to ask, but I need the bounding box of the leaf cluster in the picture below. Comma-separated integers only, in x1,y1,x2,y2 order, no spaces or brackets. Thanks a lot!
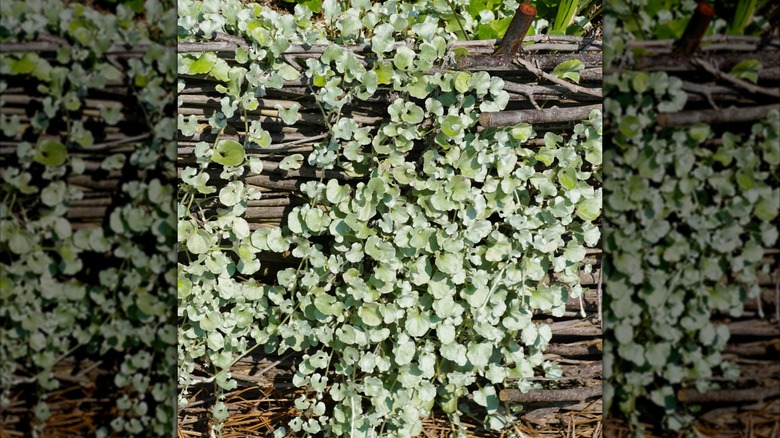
603,70,779,434
0,0,177,435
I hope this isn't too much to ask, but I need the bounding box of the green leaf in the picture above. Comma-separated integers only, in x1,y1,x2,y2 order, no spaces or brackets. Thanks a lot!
394,341,416,365
9,230,34,254
631,72,649,93
212,140,245,167
552,59,584,84
619,115,641,137
442,115,463,137
212,402,229,422
207,331,224,350
454,71,471,93
358,304,383,326
755,193,779,221
473,385,499,411
186,230,212,254
186,52,217,75
730,59,762,84
276,104,299,125
405,310,430,337
557,167,577,190
393,47,415,71
314,294,340,315
33,140,67,166
279,154,304,171
219,181,244,206
576,197,601,221
374,62,394,85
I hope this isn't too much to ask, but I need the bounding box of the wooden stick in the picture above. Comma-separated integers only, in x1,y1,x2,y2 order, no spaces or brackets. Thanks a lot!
776,258,779,333
723,339,780,356
502,82,603,102
545,340,602,357
514,57,603,98
0,40,162,54
500,385,601,403
66,207,108,219
693,58,780,99
656,104,780,127
545,320,601,337
178,95,313,110
680,81,752,108
727,319,780,337
631,53,780,72
242,207,290,220
672,2,716,56
458,53,603,72
177,35,602,54
479,104,602,127
628,34,778,48
245,175,304,191
257,159,354,180
677,386,780,404
492,3,537,57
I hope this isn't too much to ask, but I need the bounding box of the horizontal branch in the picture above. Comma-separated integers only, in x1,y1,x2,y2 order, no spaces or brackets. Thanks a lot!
677,385,780,404
245,174,304,191
545,319,601,337
693,58,780,99
630,53,780,72
500,385,601,403
656,104,780,127
626,35,780,54
545,339,602,357
66,176,121,191
502,81,603,102
479,104,601,127
514,58,602,98
177,106,382,126
243,206,290,220
0,40,169,55
66,206,108,219
727,319,780,337
723,339,780,357
177,34,601,54
457,53,602,71
257,159,353,180
178,95,315,110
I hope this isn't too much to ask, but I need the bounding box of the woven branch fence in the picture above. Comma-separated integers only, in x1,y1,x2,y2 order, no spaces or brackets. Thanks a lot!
174,34,605,437
0,39,164,233
605,35,780,437
0,36,175,435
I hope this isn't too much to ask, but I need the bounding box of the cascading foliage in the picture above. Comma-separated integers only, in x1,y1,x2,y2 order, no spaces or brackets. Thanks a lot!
603,0,779,434
604,71,778,431
177,0,602,435
0,0,177,435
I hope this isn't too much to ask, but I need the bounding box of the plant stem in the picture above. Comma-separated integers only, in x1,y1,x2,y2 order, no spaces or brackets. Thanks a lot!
445,0,468,40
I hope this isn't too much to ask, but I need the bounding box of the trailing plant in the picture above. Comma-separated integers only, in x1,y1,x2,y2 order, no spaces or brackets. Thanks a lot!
177,0,602,436
603,54,778,438
603,1,780,434
0,0,177,435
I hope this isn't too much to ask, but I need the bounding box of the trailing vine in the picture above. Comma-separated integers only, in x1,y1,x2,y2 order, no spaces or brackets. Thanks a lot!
177,0,602,435
0,0,176,435
603,0,779,434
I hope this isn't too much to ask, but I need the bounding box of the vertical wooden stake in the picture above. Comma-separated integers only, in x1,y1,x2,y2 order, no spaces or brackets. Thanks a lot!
672,2,715,56
492,3,537,57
